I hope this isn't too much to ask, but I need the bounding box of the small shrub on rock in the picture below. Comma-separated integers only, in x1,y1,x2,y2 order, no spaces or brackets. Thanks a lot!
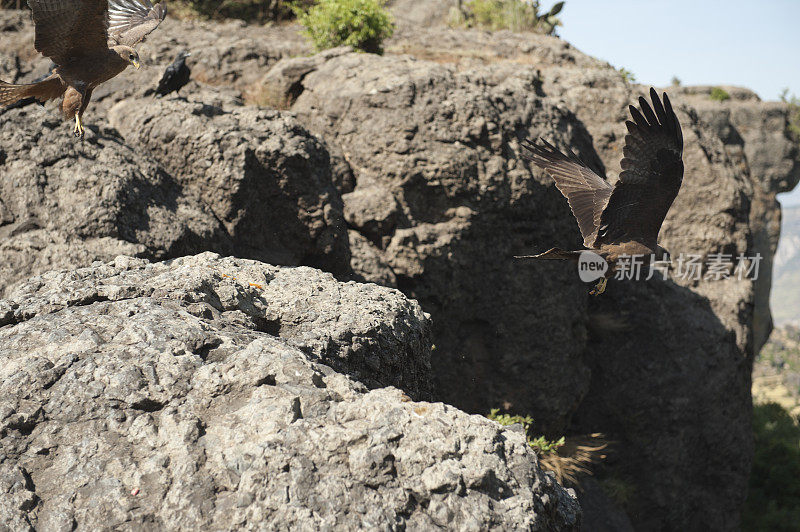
487,409,565,454
618,67,636,84
293,0,394,54
710,87,731,102
487,409,607,486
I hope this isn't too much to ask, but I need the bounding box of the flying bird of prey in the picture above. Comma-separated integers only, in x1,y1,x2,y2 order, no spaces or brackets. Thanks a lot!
0,0,167,139
147,51,192,97
517,88,684,295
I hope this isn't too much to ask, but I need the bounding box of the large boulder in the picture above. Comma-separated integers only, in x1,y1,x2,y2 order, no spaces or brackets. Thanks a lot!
0,91,351,295
0,253,580,531
0,104,225,296
263,31,800,529
276,51,600,433
108,96,351,277
670,86,800,351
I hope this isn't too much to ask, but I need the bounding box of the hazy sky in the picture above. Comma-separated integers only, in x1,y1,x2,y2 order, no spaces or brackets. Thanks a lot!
556,0,800,206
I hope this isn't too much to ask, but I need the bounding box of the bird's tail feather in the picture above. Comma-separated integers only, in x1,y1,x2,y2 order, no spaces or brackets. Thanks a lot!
514,247,583,261
0,75,64,107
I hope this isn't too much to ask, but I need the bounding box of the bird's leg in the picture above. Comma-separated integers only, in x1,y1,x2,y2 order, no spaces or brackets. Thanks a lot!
71,84,91,141
589,277,608,296
73,113,84,139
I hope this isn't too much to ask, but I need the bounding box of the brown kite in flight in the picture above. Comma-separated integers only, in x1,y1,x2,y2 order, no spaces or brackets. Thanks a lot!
0,0,167,138
518,88,684,295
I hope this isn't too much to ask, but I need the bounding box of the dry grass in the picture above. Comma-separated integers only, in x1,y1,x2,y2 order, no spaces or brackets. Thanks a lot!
539,433,609,487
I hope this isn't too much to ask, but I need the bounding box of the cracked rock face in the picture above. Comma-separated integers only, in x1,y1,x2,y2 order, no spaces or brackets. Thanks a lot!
0,253,579,531
0,95,350,296
290,52,600,433
269,41,798,530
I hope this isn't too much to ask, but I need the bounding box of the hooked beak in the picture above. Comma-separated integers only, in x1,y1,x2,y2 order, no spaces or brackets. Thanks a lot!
132,59,140,70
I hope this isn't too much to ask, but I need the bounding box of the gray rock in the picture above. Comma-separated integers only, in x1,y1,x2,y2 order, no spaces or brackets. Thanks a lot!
3,7,800,529
0,105,225,296
0,253,580,531
349,230,398,287
290,51,597,433
0,89,351,295
670,87,800,352
387,0,459,27
108,96,351,277
270,38,798,530
343,186,400,244
0,12,309,98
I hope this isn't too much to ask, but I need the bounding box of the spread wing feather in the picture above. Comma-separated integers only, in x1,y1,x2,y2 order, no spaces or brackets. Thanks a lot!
521,138,613,248
595,88,684,247
27,0,109,66
108,0,167,47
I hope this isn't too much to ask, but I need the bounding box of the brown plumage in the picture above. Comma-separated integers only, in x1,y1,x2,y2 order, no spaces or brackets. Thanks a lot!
517,88,684,295
0,0,166,139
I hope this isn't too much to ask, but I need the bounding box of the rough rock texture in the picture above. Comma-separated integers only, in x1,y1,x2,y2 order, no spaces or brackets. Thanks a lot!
108,97,350,276
285,51,600,433
0,89,350,295
672,86,800,351
0,253,579,531
262,30,799,530
0,105,222,295
3,6,800,530
386,0,459,28
0,11,308,96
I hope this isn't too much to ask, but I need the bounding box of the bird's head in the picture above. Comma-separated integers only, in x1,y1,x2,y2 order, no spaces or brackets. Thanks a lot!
114,46,140,69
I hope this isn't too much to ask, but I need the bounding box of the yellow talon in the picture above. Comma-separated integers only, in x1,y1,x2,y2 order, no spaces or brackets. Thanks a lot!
73,114,85,139
589,277,608,296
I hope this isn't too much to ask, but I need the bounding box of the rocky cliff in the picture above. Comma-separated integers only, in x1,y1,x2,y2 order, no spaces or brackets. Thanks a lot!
0,253,579,530
1,4,798,530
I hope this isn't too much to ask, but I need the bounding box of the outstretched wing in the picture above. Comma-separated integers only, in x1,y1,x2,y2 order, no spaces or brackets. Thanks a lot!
108,0,167,47
27,0,109,66
522,139,613,248
595,88,684,247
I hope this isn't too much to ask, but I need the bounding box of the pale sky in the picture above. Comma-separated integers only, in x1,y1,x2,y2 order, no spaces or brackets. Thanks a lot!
556,0,800,206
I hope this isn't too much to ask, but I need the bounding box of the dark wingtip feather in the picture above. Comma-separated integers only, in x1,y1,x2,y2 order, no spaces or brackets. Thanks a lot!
660,91,684,151
629,105,649,129
638,96,659,126
649,88,668,125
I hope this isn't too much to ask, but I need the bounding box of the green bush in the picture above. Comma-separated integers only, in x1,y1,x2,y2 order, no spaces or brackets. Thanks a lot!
618,67,636,84
742,403,800,531
456,0,564,35
293,0,394,54
710,87,731,102
486,408,565,455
